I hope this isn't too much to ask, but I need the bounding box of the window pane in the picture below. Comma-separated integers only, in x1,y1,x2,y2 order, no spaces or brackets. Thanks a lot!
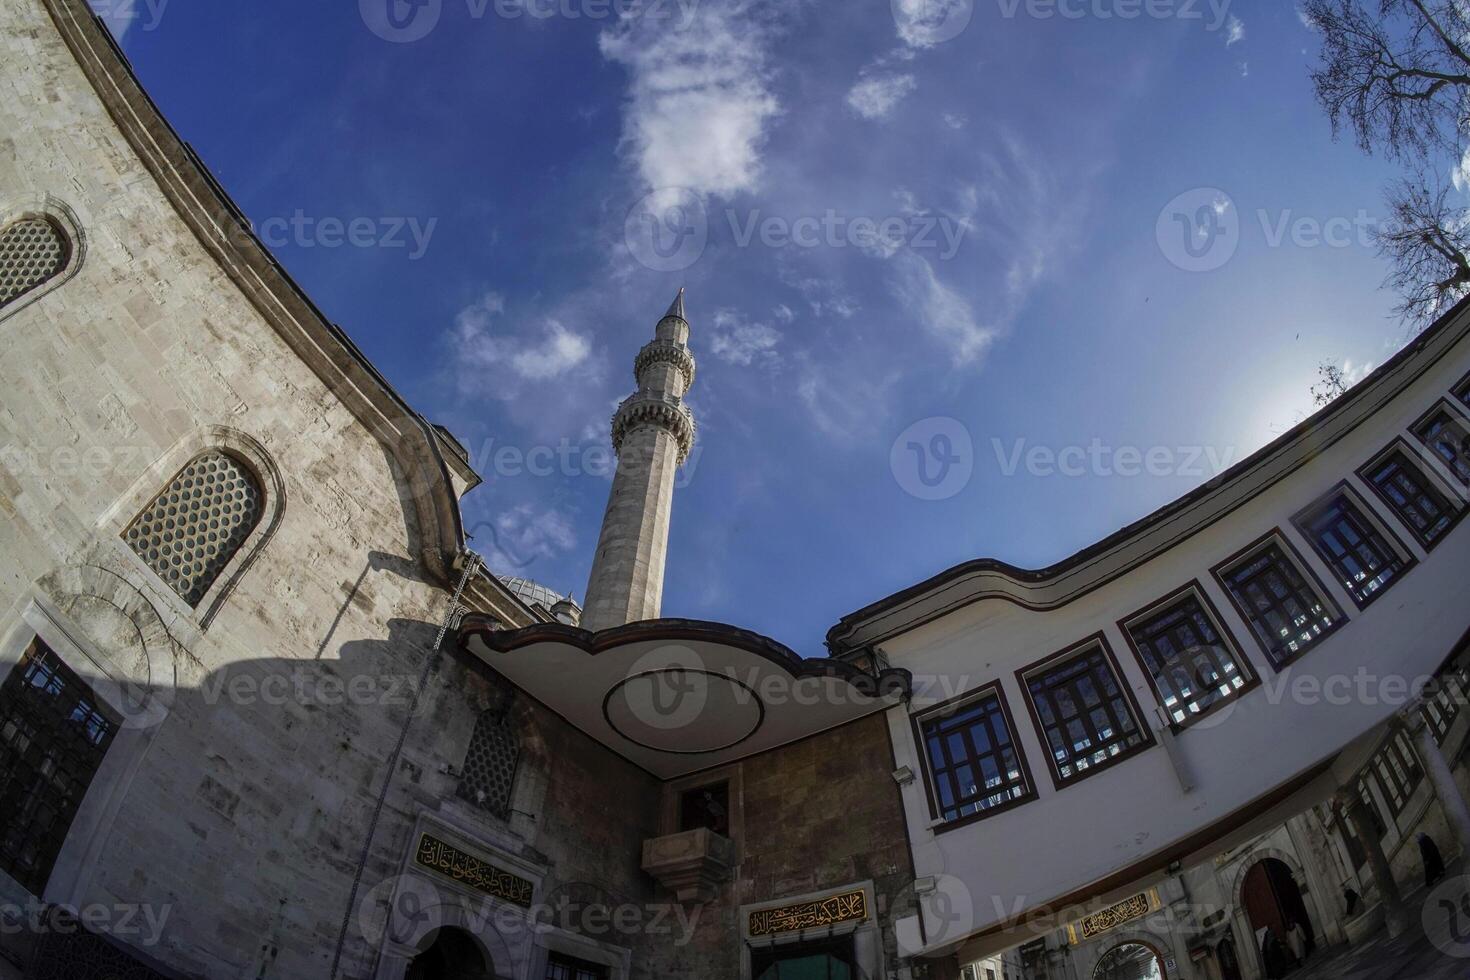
1126,592,1252,728
1023,644,1149,785
0,639,119,894
1298,494,1407,606
1413,410,1470,487
1366,450,1460,547
921,690,1031,822
1220,541,1342,666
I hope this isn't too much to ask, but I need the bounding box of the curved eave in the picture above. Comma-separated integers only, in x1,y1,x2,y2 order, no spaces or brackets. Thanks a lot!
43,0,469,581
828,296,1470,655
458,615,911,780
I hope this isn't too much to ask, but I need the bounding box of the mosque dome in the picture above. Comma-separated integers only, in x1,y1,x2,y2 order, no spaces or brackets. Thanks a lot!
498,576,567,611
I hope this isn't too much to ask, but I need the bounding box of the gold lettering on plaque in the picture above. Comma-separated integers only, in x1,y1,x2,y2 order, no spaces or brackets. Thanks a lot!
749,890,868,937
1076,893,1152,941
413,832,534,908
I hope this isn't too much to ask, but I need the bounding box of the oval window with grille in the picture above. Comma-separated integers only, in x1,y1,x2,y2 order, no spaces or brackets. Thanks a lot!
125,451,264,606
0,216,70,308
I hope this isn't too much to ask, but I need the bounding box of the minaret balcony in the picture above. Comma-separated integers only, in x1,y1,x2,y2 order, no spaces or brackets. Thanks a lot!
634,339,697,390
640,826,735,904
610,392,696,462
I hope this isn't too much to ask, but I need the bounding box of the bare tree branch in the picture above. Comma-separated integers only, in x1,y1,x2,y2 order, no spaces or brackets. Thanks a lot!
1375,173,1470,320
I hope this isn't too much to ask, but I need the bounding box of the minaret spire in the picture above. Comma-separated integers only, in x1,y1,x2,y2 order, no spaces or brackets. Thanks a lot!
581,291,698,632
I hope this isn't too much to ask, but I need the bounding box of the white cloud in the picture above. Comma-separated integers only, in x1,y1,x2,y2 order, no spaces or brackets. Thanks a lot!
1225,16,1245,46
600,2,783,198
892,0,974,49
709,309,782,366
773,304,796,324
847,74,919,121
453,293,592,392
511,321,591,380
942,112,967,130
796,367,898,444
1296,6,1317,31
478,503,578,574
890,253,994,365
1341,359,1375,386
1238,61,1250,78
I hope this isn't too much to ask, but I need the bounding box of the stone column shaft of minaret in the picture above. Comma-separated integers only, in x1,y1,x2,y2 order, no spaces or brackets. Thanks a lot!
582,289,696,632
582,425,681,630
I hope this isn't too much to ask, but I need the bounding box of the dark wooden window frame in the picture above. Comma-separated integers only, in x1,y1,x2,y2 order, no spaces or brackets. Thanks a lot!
1014,633,1156,791
1290,482,1417,610
1358,439,1466,549
1210,530,1347,671
0,638,120,895
1410,398,1470,490
1366,730,1423,820
1117,582,1260,734
1452,369,1470,409
545,950,610,980
751,935,857,980
912,681,1038,833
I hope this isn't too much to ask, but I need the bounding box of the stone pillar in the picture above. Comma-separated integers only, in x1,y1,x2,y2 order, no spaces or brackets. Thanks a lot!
582,290,697,633
1337,789,1408,938
1404,707,1470,860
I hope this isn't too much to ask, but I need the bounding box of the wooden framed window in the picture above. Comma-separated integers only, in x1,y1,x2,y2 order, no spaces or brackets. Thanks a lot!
1454,370,1470,409
1359,443,1464,549
1213,532,1344,669
1423,665,1467,744
1119,585,1256,730
916,684,1036,827
1293,486,1413,609
1370,732,1422,819
1016,635,1153,788
545,952,609,980
1412,404,1470,487
0,638,119,894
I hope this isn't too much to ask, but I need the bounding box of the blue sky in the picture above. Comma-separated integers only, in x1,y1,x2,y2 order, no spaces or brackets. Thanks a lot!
108,0,1420,652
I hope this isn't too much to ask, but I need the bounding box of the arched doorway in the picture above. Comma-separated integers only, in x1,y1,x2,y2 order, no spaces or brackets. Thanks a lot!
1093,942,1165,980
406,927,493,980
751,936,856,979
1241,858,1315,976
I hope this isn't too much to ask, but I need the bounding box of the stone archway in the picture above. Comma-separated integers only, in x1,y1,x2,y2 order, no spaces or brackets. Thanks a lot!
1236,855,1316,979
1092,938,1167,980
406,927,494,980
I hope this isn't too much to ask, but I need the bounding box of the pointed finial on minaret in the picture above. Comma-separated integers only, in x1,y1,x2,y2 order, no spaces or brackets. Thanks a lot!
665,287,687,322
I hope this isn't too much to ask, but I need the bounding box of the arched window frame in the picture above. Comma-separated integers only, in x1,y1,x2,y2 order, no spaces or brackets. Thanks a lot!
456,687,521,820
97,426,285,632
0,195,86,323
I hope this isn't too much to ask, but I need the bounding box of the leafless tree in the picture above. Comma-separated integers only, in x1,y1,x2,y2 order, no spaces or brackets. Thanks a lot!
1305,0,1470,160
1311,360,1351,406
1305,1,1470,324
1377,173,1470,319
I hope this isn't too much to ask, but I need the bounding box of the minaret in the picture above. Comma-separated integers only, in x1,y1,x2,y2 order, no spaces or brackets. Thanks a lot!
581,289,698,632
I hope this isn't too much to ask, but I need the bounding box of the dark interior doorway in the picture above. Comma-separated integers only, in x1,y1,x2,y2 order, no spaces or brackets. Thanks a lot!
406,927,493,980
1243,858,1316,977
1216,928,1243,980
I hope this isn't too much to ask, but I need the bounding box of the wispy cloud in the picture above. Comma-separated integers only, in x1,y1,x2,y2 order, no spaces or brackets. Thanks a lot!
709,309,782,366
477,502,578,574
453,293,591,388
1225,16,1245,46
890,253,994,364
600,2,785,198
847,74,918,121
